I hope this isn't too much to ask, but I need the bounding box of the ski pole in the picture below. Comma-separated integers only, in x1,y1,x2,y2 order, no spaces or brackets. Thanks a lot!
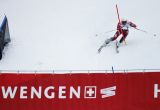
105,30,116,34
135,28,147,33
135,28,157,37
116,4,127,45
95,30,116,37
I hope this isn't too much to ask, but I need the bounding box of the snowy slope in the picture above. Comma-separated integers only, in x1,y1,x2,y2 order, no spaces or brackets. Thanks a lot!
0,0,160,71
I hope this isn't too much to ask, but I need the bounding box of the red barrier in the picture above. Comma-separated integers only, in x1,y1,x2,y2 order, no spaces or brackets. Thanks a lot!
0,72,160,110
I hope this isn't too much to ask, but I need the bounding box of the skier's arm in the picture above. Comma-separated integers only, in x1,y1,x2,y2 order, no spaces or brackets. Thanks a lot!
129,22,137,28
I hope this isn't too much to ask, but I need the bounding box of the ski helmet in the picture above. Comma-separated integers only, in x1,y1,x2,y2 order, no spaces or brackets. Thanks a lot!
121,19,127,24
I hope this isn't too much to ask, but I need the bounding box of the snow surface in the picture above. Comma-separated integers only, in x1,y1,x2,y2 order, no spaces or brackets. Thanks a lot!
0,0,160,71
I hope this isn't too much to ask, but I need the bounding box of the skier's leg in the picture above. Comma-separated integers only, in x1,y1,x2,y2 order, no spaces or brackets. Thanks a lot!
101,30,120,48
110,30,121,41
98,38,112,53
98,30,121,53
116,30,128,48
119,30,128,43
98,43,106,53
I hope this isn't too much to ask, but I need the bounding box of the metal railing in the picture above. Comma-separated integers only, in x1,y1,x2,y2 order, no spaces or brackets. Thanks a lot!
0,69,160,74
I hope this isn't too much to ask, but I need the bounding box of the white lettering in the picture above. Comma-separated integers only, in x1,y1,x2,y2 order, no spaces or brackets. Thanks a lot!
154,84,160,98
0,85,105,99
59,86,66,99
44,86,55,99
20,86,28,99
1,86,17,99
31,87,42,99
70,86,80,98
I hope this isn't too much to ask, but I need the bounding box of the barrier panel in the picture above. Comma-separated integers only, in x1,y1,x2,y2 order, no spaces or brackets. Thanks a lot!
0,72,160,110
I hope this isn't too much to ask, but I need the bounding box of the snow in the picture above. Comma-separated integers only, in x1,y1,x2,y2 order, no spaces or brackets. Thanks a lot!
0,0,160,71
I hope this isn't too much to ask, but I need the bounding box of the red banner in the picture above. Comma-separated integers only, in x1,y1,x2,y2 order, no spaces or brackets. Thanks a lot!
0,72,160,110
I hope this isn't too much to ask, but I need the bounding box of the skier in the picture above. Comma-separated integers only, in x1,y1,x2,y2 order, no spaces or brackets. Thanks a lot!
98,19,137,53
